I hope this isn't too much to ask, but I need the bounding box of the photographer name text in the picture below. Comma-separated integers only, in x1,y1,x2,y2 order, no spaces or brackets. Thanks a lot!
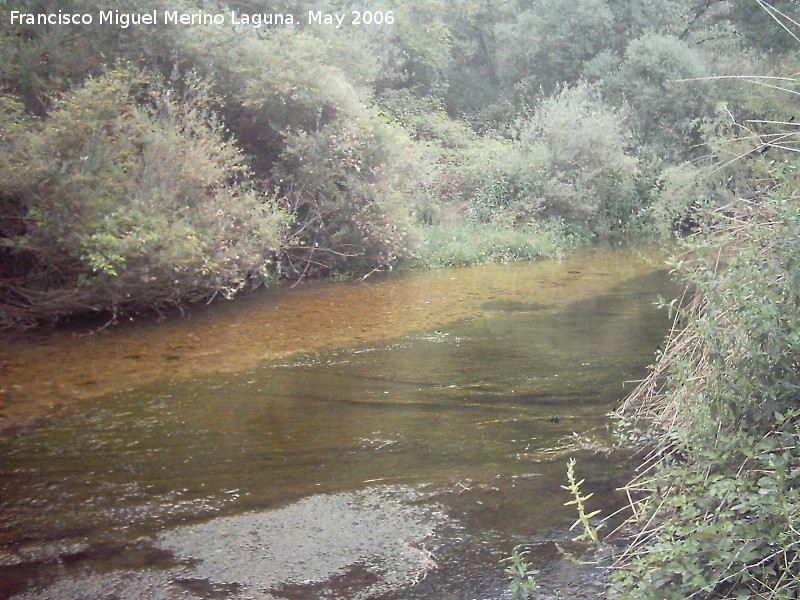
9,9,395,29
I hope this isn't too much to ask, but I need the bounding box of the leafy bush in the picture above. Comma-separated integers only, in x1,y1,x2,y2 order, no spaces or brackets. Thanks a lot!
379,90,544,228
614,194,800,599
0,68,283,326
274,113,416,278
515,83,639,230
632,161,712,238
448,139,544,228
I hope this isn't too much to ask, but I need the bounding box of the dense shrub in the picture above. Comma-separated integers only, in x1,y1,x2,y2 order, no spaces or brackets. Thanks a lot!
274,113,417,278
614,194,800,598
379,90,544,228
630,162,712,238
0,68,283,326
515,84,639,230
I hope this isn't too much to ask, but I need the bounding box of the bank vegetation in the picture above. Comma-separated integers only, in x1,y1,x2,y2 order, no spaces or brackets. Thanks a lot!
2,0,797,329
609,6,800,598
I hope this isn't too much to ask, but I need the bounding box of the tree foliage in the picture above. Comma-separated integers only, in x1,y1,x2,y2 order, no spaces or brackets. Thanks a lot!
495,0,615,98
2,0,800,324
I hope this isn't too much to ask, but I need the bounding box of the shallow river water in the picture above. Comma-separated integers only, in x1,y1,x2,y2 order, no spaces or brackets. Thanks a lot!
0,247,676,599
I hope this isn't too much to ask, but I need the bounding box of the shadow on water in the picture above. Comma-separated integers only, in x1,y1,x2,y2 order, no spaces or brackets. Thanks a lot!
0,248,677,599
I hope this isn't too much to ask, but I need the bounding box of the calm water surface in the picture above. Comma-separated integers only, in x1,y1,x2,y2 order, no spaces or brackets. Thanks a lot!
0,247,676,599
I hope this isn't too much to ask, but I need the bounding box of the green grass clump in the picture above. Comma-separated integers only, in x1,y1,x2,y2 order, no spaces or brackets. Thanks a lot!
407,222,582,269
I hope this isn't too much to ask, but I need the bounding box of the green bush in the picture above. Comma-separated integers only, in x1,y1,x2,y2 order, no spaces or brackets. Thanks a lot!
515,83,639,230
0,68,283,326
632,161,712,238
274,113,416,277
614,194,800,599
379,90,544,229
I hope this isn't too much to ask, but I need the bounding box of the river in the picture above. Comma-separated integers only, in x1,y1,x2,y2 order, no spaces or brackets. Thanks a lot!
0,247,676,599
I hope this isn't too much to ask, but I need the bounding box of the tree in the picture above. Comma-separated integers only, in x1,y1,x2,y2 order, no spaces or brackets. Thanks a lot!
495,0,615,99
604,32,716,158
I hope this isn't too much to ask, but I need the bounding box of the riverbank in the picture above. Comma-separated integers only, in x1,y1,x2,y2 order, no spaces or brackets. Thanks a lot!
0,220,579,333
610,198,800,598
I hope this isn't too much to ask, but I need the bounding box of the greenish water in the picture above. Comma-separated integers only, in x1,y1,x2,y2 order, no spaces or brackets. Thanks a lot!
0,248,676,599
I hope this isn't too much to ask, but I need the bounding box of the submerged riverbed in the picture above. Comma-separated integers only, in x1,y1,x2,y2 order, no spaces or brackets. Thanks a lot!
0,247,676,598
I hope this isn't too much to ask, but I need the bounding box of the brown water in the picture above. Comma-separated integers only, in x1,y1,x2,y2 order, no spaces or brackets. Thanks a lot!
0,247,676,599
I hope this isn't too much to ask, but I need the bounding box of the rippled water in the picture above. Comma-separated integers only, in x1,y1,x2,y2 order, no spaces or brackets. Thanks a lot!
0,247,676,598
